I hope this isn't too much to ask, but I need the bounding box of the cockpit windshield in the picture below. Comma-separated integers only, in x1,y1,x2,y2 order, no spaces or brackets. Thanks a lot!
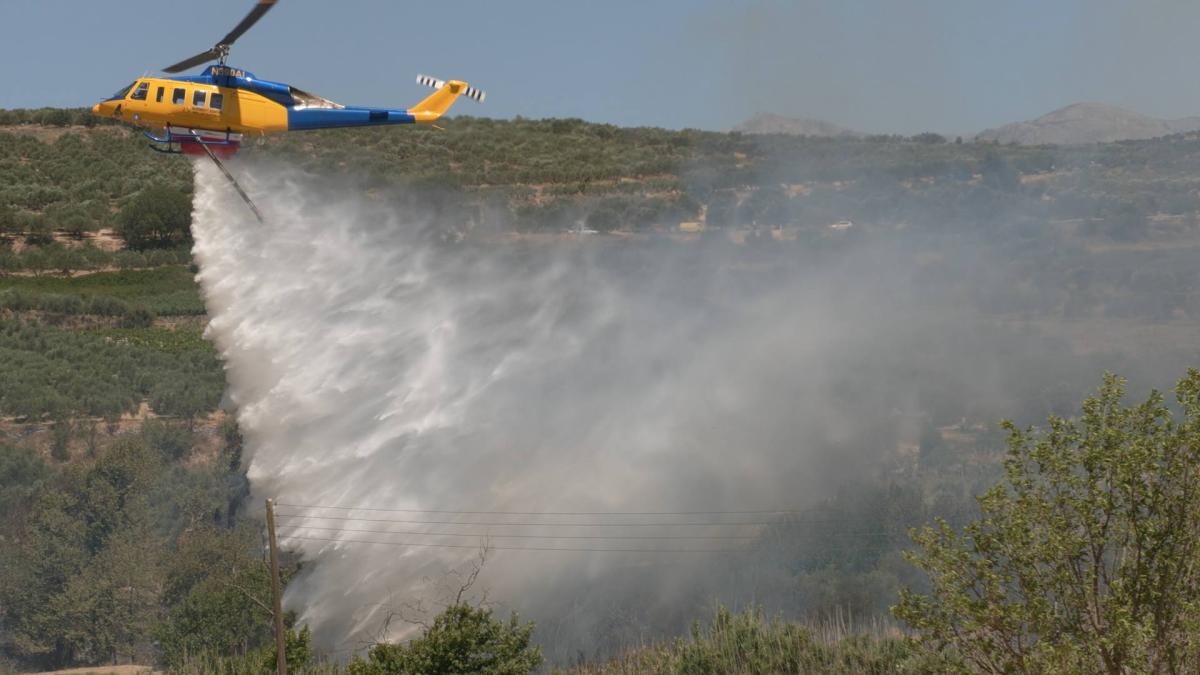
108,82,136,101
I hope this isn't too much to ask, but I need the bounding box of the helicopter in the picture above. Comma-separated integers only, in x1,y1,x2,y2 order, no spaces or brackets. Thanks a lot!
91,0,485,220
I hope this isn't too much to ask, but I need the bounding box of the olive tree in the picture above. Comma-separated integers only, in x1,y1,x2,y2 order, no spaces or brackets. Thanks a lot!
115,184,192,249
895,372,1200,674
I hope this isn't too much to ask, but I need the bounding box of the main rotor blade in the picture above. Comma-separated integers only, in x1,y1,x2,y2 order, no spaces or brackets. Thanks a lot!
220,0,277,48
161,1,277,73
163,48,222,74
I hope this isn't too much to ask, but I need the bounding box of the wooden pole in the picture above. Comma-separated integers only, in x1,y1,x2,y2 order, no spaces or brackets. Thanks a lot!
265,498,288,675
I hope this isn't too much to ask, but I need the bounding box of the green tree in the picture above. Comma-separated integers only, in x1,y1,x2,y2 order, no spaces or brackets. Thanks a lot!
50,416,72,461
348,604,542,675
157,527,280,666
48,526,164,666
115,185,192,250
150,379,217,431
0,203,17,239
22,212,53,246
895,372,1200,674
0,444,49,528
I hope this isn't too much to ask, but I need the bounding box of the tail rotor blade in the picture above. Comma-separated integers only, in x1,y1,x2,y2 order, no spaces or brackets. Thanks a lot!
416,74,446,90
463,86,486,103
416,75,486,103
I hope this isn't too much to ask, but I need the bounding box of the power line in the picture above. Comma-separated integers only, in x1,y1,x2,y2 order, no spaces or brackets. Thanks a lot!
274,513,777,527
276,502,804,516
276,524,760,540
284,534,751,554
275,512,906,528
277,524,900,540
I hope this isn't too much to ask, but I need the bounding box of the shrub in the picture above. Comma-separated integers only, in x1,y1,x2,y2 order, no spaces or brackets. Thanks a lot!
348,604,542,675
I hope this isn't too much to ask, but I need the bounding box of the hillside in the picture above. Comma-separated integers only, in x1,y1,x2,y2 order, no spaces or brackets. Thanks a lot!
733,112,862,137
5,109,1200,672
975,102,1200,145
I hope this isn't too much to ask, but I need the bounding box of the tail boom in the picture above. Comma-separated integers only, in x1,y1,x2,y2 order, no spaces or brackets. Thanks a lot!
283,75,484,131
287,107,416,130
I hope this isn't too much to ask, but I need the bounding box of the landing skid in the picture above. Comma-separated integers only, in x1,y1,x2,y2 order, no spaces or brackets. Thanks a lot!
148,143,183,155
194,137,264,223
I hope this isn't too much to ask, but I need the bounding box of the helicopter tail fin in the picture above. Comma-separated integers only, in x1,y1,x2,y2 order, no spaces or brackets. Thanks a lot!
409,75,485,122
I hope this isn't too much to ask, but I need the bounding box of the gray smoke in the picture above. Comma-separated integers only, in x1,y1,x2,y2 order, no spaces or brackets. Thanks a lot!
189,159,1180,657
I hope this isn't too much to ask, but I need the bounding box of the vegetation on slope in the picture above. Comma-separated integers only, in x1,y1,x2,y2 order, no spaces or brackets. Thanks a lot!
3,108,1200,672
7,108,1200,241
0,427,259,669
567,607,922,675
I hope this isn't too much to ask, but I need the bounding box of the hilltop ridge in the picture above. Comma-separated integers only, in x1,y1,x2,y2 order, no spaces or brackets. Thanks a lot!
733,112,863,137
975,102,1200,145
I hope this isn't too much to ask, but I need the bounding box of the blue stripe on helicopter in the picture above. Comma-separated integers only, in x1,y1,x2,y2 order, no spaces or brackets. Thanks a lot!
287,108,416,130
175,67,295,107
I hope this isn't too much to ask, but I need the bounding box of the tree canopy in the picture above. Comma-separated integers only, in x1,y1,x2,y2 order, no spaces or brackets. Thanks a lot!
896,372,1200,674
115,184,193,250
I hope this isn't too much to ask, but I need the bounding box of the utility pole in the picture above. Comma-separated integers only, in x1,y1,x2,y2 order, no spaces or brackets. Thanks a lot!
266,498,288,675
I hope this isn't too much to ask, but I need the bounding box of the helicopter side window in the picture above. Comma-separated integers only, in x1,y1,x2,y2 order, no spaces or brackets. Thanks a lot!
193,90,207,108
155,87,164,103
129,82,149,101
210,93,224,111
172,88,186,105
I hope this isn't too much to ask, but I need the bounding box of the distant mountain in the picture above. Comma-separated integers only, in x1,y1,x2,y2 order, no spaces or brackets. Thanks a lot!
734,112,862,138
975,102,1200,145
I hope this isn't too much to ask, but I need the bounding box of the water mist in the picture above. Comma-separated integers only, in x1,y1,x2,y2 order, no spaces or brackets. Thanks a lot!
189,159,1152,656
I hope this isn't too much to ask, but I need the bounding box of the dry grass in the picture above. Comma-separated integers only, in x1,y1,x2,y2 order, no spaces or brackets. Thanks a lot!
563,607,922,675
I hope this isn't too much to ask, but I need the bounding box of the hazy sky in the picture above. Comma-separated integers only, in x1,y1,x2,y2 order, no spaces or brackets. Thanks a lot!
3,0,1200,133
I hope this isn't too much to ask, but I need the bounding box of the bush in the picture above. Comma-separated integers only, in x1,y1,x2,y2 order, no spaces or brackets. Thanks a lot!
348,604,542,675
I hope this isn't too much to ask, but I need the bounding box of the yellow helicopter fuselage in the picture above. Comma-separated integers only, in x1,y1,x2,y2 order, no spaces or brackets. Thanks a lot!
92,66,483,149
